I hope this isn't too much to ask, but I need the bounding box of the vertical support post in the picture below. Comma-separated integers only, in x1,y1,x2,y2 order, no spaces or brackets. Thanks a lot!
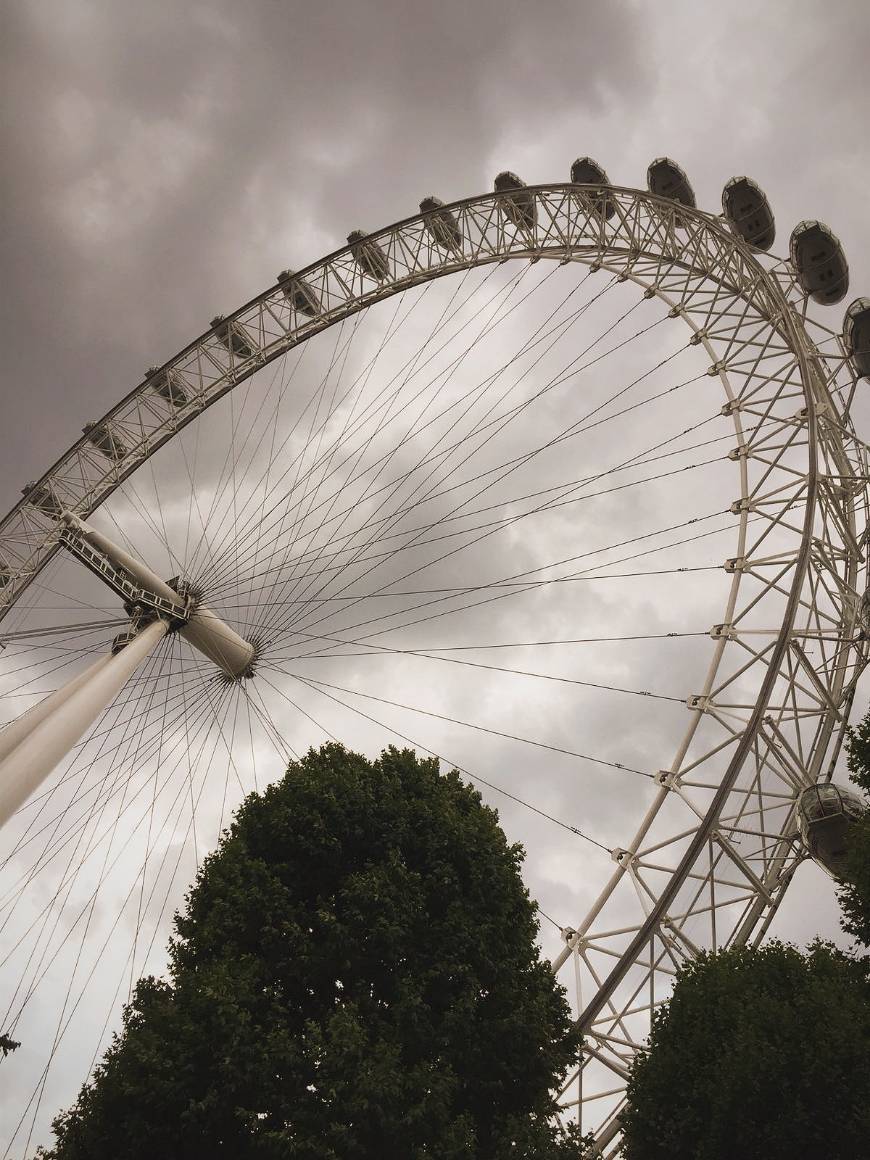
573,944,583,1136
0,618,168,827
0,652,115,767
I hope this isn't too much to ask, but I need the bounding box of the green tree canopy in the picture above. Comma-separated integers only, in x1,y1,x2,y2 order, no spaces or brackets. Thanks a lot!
37,743,583,1159
839,707,870,946
621,940,870,1160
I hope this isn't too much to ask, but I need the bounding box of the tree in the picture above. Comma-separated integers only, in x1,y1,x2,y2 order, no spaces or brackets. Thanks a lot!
0,1032,20,1057
839,706,870,946
621,940,870,1160
37,743,584,1159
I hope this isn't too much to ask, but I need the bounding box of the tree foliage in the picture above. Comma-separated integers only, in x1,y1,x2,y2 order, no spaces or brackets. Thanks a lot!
37,743,583,1159
0,1032,20,1057
621,940,870,1160
839,707,870,947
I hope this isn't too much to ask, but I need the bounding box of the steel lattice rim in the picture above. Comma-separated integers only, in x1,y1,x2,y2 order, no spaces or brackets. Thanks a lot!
1,183,867,1154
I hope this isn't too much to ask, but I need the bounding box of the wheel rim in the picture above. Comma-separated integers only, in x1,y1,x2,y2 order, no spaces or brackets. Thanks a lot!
0,184,867,1154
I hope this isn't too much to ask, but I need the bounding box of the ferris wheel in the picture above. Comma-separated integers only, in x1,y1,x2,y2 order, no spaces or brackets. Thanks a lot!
0,157,868,1156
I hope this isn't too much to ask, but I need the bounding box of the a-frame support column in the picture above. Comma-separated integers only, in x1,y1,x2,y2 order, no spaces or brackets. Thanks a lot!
0,617,168,827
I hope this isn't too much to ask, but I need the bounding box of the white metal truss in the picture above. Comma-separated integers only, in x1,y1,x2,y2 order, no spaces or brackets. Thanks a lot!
0,185,867,1154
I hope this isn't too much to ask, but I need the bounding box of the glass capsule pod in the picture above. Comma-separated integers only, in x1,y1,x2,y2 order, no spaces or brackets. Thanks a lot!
493,171,537,231
789,221,849,305
82,421,127,461
570,157,615,220
797,782,864,879
211,315,255,360
844,297,870,379
419,196,463,251
147,365,190,409
276,269,321,317
347,230,391,282
721,176,775,251
647,157,695,208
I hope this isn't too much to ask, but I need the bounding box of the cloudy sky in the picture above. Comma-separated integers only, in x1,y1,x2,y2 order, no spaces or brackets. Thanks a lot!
2,0,870,1152
2,0,869,513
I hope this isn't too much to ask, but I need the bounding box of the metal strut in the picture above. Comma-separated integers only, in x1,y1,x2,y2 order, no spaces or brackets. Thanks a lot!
60,514,256,680
59,525,190,623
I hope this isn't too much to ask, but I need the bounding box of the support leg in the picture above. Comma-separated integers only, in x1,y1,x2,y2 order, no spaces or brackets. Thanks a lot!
0,618,168,827
0,652,114,767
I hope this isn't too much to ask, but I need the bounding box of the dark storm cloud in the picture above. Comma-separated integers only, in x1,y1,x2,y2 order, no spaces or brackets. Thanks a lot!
0,0,650,508
4,0,869,508
4,0,869,505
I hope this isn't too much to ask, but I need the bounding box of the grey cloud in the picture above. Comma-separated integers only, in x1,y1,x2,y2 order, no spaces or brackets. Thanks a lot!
0,0,650,508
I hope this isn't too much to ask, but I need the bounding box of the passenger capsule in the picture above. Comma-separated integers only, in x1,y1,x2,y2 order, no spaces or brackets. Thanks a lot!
147,366,190,408
494,171,536,231
789,220,849,305
211,315,255,359
82,421,127,461
22,482,62,519
419,196,463,250
570,157,615,220
647,157,696,216
347,230,391,281
844,297,870,378
797,782,864,879
0,559,11,589
721,176,775,251
276,269,320,317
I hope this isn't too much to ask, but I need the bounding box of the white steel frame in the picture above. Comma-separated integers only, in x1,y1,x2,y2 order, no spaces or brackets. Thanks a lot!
0,184,867,1155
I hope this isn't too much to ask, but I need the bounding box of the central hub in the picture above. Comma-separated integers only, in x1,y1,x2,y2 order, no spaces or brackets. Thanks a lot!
61,513,257,681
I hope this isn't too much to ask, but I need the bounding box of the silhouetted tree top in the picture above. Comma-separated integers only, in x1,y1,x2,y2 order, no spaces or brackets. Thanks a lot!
37,743,584,1159
622,940,870,1160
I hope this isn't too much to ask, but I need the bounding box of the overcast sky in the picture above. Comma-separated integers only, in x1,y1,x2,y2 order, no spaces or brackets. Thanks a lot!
2,0,870,1152
3,0,870,510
